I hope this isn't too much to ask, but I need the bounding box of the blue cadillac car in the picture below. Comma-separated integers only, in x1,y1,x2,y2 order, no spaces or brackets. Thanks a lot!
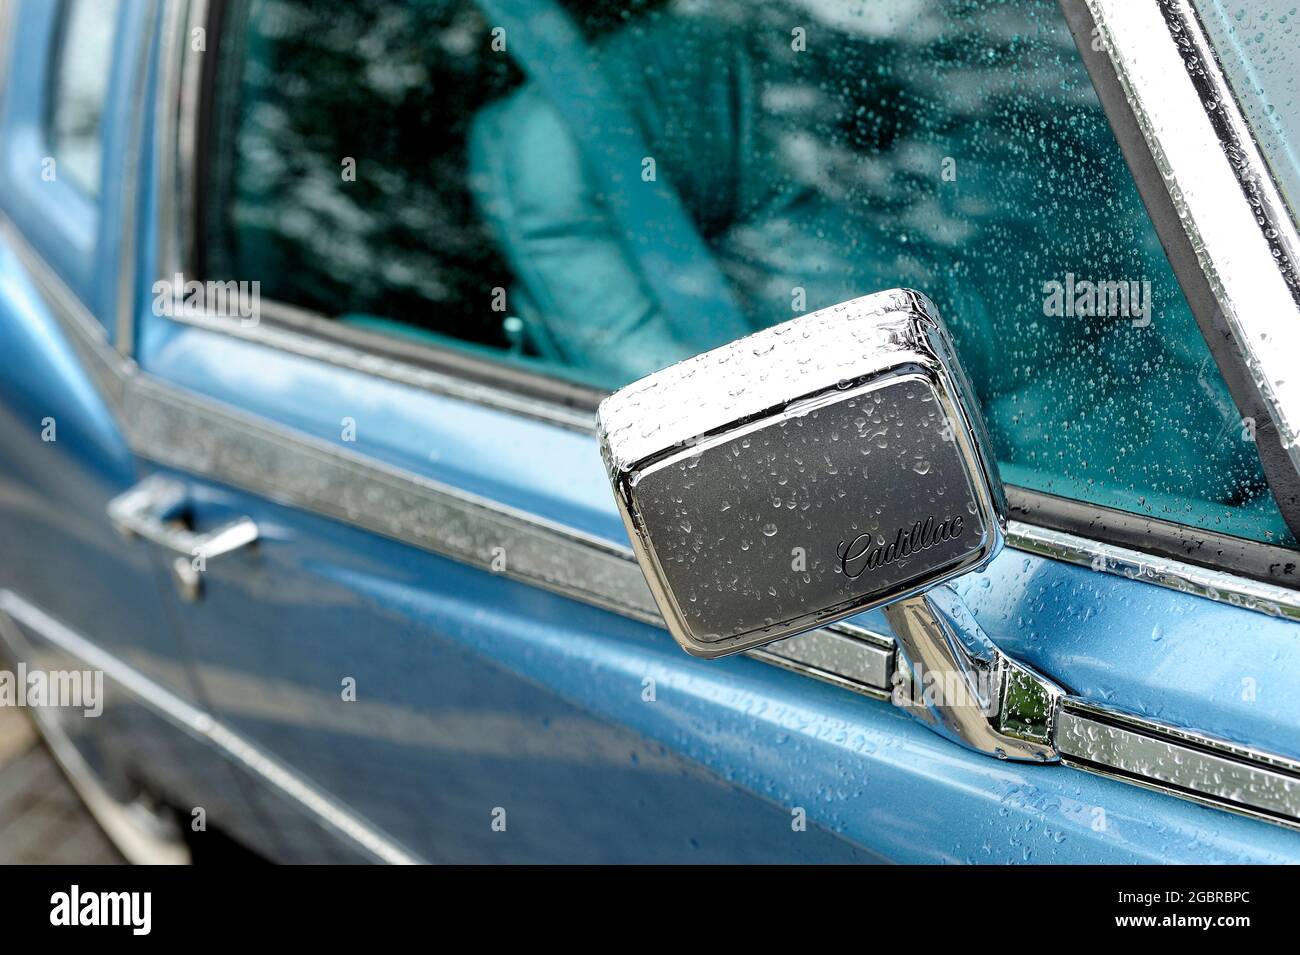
2,0,1300,865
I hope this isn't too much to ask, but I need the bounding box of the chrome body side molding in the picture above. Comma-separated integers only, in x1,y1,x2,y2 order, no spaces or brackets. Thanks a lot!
755,625,894,702
1059,700,1300,831
0,602,190,864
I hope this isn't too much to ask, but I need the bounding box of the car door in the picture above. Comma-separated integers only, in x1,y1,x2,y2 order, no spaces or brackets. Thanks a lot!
106,0,1300,863
0,0,279,859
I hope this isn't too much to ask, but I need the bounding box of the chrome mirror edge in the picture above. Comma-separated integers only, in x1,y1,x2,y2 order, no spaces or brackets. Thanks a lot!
598,288,1006,659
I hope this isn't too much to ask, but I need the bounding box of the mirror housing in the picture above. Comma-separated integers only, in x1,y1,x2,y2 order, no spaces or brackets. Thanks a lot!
598,289,1006,658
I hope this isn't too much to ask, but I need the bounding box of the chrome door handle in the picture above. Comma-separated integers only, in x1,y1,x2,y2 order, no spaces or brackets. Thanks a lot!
108,475,258,600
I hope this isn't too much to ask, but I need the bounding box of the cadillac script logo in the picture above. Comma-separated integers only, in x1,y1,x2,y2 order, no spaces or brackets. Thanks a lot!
836,515,965,580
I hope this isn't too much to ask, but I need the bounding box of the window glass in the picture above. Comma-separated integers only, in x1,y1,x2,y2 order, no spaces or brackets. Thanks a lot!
204,0,1293,547
1194,0,1300,225
48,0,119,197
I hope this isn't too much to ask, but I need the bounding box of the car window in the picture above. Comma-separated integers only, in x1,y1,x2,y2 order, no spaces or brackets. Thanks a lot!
200,0,1293,548
47,0,119,198
1194,0,1300,225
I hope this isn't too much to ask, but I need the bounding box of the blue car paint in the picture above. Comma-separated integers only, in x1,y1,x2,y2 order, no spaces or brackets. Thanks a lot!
0,0,1298,862
0,0,305,857
0,214,282,854
143,319,1300,757
138,316,1300,861
0,0,147,334
139,467,1300,863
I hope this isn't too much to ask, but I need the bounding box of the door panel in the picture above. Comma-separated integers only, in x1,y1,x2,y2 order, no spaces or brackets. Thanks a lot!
0,224,270,848
0,0,294,855
120,0,1300,862
133,317,1300,862
146,478,884,862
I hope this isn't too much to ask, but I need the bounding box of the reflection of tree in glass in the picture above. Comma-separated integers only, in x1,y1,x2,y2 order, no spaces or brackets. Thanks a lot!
206,0,669,348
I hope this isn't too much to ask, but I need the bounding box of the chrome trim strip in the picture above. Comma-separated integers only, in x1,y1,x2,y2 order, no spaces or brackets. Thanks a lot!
113,0,156,359
28,699,192,864
0,1,14,103
144,337,1300,625
140,331,1300,623
1058,699,1300,831
167,302,598,433
0,589,421,864
1088,0,1300,474
1009,521,1300,621
757,628,893,701
124,372,665,624
177,0,206,277
155,0,187,281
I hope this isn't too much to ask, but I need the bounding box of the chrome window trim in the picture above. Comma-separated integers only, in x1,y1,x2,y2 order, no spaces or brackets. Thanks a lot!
1087,0,1300,495
0,1,14,102
1009,522,1300,621
166,299,599,433
9,208,1300,831
159,0,598,434
113,0,157,358
153,0,185,282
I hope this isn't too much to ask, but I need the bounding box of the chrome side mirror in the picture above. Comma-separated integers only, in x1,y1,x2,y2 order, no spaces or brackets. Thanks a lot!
599,289,1063,762
598,289,1005,658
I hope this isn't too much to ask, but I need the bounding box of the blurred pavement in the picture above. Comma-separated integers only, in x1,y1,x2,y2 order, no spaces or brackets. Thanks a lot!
0,707,123,863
